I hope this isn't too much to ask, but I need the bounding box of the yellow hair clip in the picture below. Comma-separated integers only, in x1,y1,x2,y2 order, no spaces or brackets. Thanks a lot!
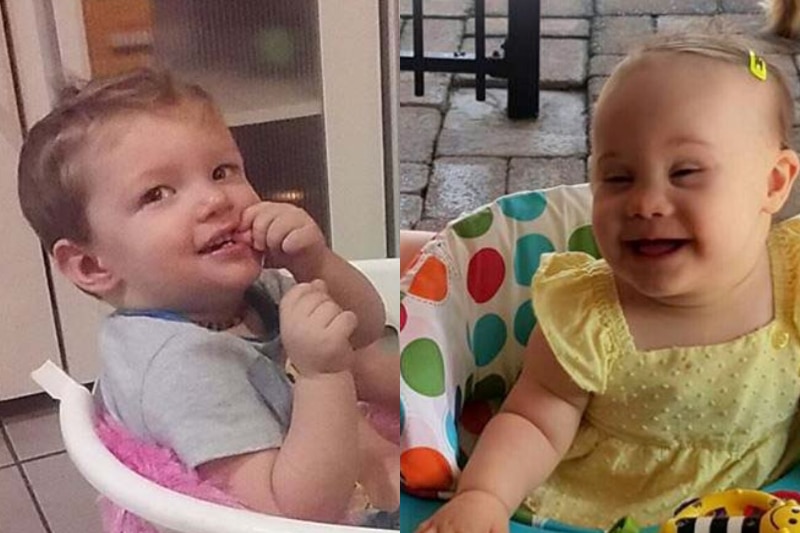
749,50,767,81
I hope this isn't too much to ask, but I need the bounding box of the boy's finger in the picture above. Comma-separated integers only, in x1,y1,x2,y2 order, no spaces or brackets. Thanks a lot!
328,309,359,337
310,278,327,292
282,224,319,255
251,210,283,252
233,229,253,245
309,299,345,326
265,211,303,253
291,288,332,317
237,204,258,231
280,281,323,307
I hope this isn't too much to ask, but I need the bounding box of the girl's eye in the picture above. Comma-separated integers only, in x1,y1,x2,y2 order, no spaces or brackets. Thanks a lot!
212,165,236,181
140,186,173,206
671,168,699,178
603,175,631,184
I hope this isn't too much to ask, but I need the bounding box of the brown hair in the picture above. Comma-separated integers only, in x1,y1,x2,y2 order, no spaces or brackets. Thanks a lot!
17,68,218,252
602,32,794,149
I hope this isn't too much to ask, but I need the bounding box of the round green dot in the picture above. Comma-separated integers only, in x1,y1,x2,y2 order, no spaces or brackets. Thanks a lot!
568,225,601,258
471,314,507,367
401,338,445,396
453,208,493,239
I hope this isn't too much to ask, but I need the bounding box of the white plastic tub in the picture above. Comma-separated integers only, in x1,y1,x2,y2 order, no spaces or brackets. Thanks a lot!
32,258,399,533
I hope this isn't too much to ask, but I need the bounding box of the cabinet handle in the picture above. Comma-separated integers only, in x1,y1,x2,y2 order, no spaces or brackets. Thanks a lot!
109,29,153,54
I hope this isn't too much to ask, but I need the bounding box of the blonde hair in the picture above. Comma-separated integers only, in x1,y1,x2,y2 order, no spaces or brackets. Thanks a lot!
18,68,218,252
602,32,794,149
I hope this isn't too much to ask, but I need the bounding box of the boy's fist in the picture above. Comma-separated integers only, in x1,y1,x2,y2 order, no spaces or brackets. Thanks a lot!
280,279,358,376
238,202,326,273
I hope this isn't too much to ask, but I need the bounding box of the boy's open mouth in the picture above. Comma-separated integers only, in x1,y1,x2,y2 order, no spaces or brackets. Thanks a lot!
199,235,237,254
627,239,689,257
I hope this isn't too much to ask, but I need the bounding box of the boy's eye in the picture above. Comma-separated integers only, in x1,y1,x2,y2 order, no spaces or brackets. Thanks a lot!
140,186,173,206
603,175,632,184
212,164,237,181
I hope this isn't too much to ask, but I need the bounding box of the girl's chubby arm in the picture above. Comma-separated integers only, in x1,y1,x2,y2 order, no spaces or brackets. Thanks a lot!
417,326,590,533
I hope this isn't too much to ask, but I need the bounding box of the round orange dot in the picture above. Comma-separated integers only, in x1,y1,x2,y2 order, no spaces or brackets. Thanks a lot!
408,257,448,302
401,447,454,490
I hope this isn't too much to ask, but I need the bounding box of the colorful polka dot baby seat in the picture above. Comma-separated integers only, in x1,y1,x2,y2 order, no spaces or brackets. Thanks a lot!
398,183,800,533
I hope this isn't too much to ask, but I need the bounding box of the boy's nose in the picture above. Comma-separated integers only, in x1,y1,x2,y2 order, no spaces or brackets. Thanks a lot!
195,186,233,220
625,185,673,219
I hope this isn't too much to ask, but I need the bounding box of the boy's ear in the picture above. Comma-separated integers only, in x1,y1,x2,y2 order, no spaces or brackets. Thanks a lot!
764,148,800,214
51,238,119,297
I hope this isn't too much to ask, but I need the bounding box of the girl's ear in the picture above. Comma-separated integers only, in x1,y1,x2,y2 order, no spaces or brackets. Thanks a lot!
51,239,120,298
764,148,800,214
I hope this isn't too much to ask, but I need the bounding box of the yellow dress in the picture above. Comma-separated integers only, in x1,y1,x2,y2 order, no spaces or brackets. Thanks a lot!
525,219,800,528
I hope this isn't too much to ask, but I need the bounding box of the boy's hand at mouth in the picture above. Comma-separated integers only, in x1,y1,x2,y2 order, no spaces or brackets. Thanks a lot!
238,201,328,277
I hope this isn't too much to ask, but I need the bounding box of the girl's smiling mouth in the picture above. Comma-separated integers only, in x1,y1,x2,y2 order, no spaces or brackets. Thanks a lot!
626,239,690,257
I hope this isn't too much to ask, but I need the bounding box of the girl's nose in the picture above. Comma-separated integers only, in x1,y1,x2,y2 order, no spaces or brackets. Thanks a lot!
625,185,673,219
195,185,233,221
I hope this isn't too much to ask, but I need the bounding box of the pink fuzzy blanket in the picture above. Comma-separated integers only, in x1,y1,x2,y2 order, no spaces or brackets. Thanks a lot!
95,410,243,533
95,403,399,533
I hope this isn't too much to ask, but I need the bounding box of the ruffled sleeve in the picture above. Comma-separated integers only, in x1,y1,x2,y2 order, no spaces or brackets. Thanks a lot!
531,252,619,394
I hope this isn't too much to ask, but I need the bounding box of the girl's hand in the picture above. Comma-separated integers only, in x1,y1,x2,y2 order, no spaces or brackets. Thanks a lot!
238,201,327,274
279,279,358,376
416,490,509,533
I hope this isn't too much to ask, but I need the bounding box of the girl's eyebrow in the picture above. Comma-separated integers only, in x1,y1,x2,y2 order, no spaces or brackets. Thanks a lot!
665,136,713,148
596,138,713,164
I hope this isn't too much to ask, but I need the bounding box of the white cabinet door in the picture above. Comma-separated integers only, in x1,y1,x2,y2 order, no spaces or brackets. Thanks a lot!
318,0,388,260
0,6,62,400
5,0,110,389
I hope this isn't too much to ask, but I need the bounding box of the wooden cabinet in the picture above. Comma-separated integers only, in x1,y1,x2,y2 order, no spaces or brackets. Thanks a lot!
1,0,396,397
81,0,153,78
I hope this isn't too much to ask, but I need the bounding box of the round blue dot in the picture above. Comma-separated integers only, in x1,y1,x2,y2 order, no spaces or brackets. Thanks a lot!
514,299,537,346
514,233,554,286
400,400,405,434
445,411,458,453
498,191,547,221
471,313,507,366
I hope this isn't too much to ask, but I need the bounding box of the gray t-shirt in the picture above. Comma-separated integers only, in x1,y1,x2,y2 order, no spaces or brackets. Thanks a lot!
96,270,295,468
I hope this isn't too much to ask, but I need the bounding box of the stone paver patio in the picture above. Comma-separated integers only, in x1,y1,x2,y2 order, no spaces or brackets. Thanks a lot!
398,0,800,231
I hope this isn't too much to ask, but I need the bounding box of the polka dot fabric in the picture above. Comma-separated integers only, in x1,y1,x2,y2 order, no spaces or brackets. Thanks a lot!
399,184,597,494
